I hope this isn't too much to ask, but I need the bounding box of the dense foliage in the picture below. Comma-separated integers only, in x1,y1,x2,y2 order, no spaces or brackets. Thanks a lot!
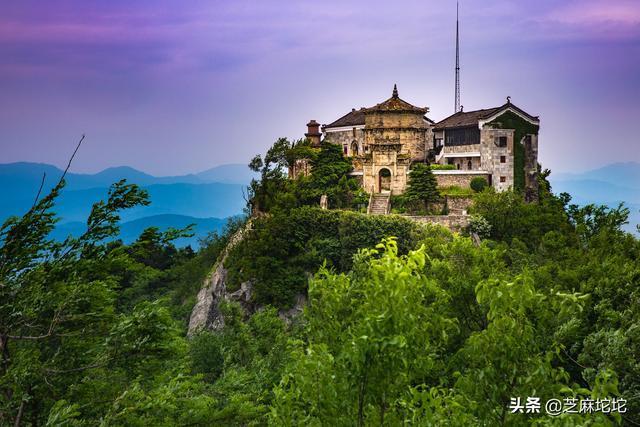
470,176,488,192
403,163,442,214
248,138,366,213
224,206,433,308
1,147,638,425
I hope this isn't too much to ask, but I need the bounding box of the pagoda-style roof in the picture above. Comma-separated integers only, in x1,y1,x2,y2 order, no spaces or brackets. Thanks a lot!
365,84,428,114
323,85,431,130
434,100,539,130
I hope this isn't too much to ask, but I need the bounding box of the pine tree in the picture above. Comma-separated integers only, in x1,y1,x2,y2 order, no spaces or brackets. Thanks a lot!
405,163,441,213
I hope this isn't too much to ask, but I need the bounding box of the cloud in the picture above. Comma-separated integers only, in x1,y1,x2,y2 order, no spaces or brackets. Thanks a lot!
536,0,640,41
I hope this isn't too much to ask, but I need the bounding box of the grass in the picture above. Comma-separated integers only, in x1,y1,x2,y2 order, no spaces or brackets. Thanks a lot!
439,186,475,197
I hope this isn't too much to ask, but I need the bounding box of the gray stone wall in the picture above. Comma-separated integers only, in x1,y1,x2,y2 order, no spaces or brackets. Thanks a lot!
443,143,481,154
433,171,491,188
446,196,473,213
480,128,514,191
403,214,470,232
323,127,365,157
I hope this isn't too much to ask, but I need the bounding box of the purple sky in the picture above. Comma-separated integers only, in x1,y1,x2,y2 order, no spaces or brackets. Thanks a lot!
1,0,639,175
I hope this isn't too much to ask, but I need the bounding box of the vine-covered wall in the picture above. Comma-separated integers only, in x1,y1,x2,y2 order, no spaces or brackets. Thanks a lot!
487,111,539,191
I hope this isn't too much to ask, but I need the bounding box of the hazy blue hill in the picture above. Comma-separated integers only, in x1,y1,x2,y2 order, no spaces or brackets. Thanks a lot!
549,179,639,205
0,162,255,196
550,167,639,234
92,166,206,186
0,162,250,223
51,214,233,247
123,182,247,221
0,162,205,193
37,182,245,223
86,166,160,187
196,163,259,184
554,162,640,188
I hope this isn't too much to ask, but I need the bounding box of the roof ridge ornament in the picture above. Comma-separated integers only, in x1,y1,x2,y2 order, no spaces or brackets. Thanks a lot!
392,84,398,98
507,96,511,104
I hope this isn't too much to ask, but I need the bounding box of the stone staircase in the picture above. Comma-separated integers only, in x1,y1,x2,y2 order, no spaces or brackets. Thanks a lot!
368,192,391,215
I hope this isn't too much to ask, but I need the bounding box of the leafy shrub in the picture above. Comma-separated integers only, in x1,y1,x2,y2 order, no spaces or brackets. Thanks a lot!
470,187,573,248
470,177,488,192
467,215,492,238
390,195,407,213
224,207,426,307
405,163,441,214
439,186,474,196
429,164,456,170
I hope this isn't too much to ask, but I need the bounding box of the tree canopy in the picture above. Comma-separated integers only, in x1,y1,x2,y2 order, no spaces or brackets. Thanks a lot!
1,146,638,425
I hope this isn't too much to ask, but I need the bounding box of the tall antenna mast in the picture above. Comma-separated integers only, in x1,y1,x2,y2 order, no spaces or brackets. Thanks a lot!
454,2,461,113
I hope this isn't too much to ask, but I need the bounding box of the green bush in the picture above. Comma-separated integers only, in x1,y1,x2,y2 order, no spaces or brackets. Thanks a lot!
429,164,456,170
224,207,426,307
467,215,492,238
470,177,488,192
405,163,441,214
439,186,475,196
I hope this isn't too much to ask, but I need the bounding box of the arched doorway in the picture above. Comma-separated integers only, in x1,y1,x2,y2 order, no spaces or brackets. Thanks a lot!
378,168,391,192
351,141,358,156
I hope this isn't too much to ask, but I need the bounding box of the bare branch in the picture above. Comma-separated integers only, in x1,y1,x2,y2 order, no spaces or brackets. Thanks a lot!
60,134,85,185
31,172,47,209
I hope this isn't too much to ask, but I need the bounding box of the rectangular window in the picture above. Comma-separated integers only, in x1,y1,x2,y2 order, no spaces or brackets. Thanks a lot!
445,127,480,146
343,145,348,155
500,176,506,183
500,155,506,163
495,136,508,147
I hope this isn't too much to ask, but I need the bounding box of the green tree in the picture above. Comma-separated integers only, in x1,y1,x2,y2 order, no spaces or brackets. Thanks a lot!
0,178,153,424
405,163,441,213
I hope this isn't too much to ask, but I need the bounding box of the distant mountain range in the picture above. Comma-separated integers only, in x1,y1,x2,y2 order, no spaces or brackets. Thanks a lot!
549,162,639,234
0,162,257,247
1,161,638,244
49,214,234,246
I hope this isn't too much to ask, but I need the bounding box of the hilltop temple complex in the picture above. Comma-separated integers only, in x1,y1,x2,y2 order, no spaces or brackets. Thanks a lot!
299,85,540,204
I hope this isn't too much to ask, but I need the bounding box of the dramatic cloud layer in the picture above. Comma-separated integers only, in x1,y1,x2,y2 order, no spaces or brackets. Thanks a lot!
1,0,639,175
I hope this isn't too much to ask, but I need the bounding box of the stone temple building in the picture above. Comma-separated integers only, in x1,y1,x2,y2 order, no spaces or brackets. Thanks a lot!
304,85,540,201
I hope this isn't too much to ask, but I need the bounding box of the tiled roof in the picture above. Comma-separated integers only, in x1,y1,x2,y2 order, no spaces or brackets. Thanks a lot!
366,84,428,113
324,110,435,129
324,86,429,129
324,108,366,129
434,102,539,130
434,107,501,129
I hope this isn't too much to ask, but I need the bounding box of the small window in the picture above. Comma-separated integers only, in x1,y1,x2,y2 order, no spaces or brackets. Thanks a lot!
467,160,472,170
352,127,356,137
500,155,506,163
456,163,461,170
495,136,507,147
500,176,506,183
343,145,348,155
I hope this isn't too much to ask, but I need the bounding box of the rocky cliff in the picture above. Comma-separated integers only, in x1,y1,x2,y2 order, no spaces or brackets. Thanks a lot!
187,221,305,335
